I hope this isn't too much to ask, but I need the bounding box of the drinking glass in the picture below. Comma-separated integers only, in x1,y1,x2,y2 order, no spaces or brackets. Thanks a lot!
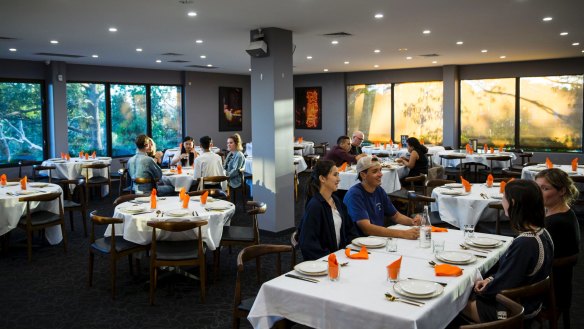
386,238,397,252
433,239,445,254
464,224,475,240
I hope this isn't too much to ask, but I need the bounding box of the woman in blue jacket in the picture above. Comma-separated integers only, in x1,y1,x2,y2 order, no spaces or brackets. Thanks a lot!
223,133,245,189
298,160,359,261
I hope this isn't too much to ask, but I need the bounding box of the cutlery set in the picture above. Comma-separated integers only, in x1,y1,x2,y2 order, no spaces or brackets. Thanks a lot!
384,293,425,307
285,274,319,283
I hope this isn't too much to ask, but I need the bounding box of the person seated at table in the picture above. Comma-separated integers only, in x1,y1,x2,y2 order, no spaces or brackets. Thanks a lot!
323,135,366,167
343,156,420,239
145,136,164,167
298,160,360,261
194,135,224,189
535,168,580,318
349,130,365,156
462,179,553,323
128,134,174,196
223,133,245,189
396,137,428,178
170,136,198,167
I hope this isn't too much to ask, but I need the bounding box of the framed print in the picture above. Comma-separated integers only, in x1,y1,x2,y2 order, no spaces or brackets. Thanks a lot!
219,87,243,131
295,87,322,129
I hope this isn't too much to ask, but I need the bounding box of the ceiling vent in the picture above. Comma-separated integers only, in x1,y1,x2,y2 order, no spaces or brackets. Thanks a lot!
168,60,190,63
161,52,184,56
0,36,17,40
186,64,218,69
419,53,440,57
35,52,84,58
323,32,352,37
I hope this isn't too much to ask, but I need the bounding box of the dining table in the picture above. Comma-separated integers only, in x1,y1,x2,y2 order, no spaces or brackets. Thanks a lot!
160,167,198,192
0,182,64,244
338,162,407,193
294,141,315,156
106,196,235,250
42,156,112,195
244,155,308,175
521,163,584,181
248,226,512,329
435,150,517,169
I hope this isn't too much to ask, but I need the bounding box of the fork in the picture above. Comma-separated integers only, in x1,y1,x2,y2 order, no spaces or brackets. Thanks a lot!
384,293,424,306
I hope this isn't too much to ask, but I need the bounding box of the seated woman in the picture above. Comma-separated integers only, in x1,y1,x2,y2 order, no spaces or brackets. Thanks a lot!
298,160,359,261
223,133,245,189
462,179,554,323
396,137,428,178
535,168,580,317
146,137,164,167
171,136,198,167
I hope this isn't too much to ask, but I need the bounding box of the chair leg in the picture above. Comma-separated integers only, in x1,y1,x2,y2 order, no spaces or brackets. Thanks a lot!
200,262,206,303
61,222,67,254
110,257,117,300
128,255,134,276
213,249,221,283
256,256,261,285
81,209,88,237
27,230,33,262
88,251,94,287
69,211,75,231
150,265,156,305
232,316,241,329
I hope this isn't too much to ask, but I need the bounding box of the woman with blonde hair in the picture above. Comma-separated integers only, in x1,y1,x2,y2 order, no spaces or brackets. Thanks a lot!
223,133,245,189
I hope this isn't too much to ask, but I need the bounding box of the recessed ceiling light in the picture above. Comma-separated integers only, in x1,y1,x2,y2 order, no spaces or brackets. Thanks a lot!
9,48,17,52
195,39,203,44
187,11,197,17
344,61,350,64
374,64,379,68
560,32,569,36
331,40,339,45
306,56,312,59
406,56,412,60
207,64,213,67
423,30,431,34
108,27,117,32
248,68,252,72
398,48,408,52
374,13,384,19
200,55,206,59
91,54,99,58
432,61,438,64
572,42,580,46
155,59,162,63
456,41,464,45
136,48,143,52
500,55,506,59
481,49,488,53
323,68,329,72
374,49,381,53
50,40,59,44
542,17,553,22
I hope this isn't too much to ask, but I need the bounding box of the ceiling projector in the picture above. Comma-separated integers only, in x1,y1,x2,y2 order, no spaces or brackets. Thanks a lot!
246,40,268,57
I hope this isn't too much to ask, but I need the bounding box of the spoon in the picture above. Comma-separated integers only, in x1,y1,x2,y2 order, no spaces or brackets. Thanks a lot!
384,293,424,306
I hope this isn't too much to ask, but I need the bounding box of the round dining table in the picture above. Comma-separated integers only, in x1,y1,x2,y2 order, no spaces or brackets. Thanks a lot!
42,157,112,195
338,163,407,193
521,163,584,180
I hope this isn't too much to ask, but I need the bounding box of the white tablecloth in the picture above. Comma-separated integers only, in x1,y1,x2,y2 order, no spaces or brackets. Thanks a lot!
338,166,407,193
106,196,235,250
435,151,516,168
244,156,308,175
42,157,111,195
363,146,446,166
430,184,503,228
0,183,64,244
248,227,512,329
162,147,221,167
160,168,197,191
521,164,584,180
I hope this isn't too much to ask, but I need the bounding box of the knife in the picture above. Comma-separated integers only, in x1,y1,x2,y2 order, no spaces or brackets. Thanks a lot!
406,277,447,287
285,274,319,283
350,248,371,254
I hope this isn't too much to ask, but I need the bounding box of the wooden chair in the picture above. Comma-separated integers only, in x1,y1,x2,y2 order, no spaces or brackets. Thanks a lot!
439,154,468,182
479,156,512,179
313,143,327,157
113,193,140,206
551,254,578,329
147,219,208,304
188,189,225,198
201,175,229,199
132,177,159,194
387,175,427,213
81,163,111,203
214,201,267,281
230,168,247,206
32,164,56,183
425,179,456,196
290,230,299,264
460,294,524,329
294,159,300,202
293,145,304,157
60,178,88,237
88,210,148,299
232,244,294,329
501,276,558,329
17,191,66,262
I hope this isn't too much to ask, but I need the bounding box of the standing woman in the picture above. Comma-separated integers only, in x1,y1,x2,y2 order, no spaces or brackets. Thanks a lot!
223,133,245,189
298,160,359,261
397,137,428,177
462,180,554,323
171,136,198,167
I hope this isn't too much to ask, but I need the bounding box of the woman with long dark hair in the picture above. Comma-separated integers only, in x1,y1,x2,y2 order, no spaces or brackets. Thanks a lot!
297,160,359,260
170,136,197,167
396,137,428,177
462,179,554,323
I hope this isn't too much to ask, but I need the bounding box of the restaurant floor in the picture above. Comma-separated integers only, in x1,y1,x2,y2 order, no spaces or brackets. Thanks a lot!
0,175,582,329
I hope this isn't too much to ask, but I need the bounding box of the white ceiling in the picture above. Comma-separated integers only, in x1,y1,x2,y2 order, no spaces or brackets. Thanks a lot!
1,0,583,75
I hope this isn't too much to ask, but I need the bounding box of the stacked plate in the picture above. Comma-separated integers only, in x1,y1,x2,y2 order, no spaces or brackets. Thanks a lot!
393,279,444,299
440,190,470,196
29,183,49,188
166,209,191,217
466,237,502,249
3,182,19,187
294,261,328,276
489,194,503,200
486,182,501,187
134,197,152,203
444,183,463,188
120,205,147,214
352,237,386,249
435,251,476,265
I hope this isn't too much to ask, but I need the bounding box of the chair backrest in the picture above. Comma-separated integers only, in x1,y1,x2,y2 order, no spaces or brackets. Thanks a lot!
59,178,86,203
146,220,208,261
32,164,56,182
486,156,512,169
406,194,435,216
89,210,123,244
404,174,427,194
501,276,556,328
19,191,61,203
201,175,228,184
113,193,139,206
427,166,445,181
425,179,455,196
247,201,267,244
82,163,111,182
187,188,223,198
460,294,524,329
132,177,158,192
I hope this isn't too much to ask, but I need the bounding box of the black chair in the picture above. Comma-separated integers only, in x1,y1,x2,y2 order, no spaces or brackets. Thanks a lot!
501,276,558,329
31,164,56,183
460,294,524,329
60,178,88,237
439,154,469,182
551,254,578,329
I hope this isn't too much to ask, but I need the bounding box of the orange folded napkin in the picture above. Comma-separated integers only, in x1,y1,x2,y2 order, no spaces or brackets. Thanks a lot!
387,256,402,280
345,246,369,259
486,174,494,188
201,190,209,205
79,151,84,158
499,146,503,153
545,157,553,169
20,176,27,190
431,226,448,232
398,142,403,149
435,264,463,277
298,137,303,143
420,138,424,145
60,152,65,159
389,139,393,147
572,158,578,171
1,174,6,186
328,253,339,279
490,147,494,154
182,194,190,209
499,181,507,193
85,153,89,160
483,144,488,153
91,151,96,159
383,143,387,150
339,162,348,172
460,176,471,192
179,187,186,201
150,188,157,209
65,154,71,161
177,163,183,174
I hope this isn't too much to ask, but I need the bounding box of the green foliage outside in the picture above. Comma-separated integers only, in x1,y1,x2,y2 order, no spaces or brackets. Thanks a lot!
110,84,147,157
151,85,182,151
66,83,106,156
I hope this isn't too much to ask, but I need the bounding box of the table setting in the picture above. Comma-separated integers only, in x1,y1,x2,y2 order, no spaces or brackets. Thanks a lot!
337,161,406,192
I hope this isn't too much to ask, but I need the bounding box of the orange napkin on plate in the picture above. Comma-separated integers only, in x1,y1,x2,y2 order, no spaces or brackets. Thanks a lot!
345,246,369,259
383,143,387,150
179,187,186,201
65,154,71,161
1,174,6,186
91,151,96,159
460,176,471,192
339,162,348,172
177,163,183,174
490,147,494,154
201,190,209,205
389,139,393,147
150,188,157,209
85,153,89,160
486,174,494,187
387,256,402,280
572,158,578,171
499,181,507,193
20,176,27,190
182,194,190,209
328,253,339,280
435,264,463,276
431,226,448,232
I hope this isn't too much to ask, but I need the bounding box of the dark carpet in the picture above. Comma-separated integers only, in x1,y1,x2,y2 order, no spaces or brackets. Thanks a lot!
1,175,582,329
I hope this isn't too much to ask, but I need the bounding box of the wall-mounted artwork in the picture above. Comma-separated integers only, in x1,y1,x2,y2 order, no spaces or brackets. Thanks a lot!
219,87,243,131
295,87,322,129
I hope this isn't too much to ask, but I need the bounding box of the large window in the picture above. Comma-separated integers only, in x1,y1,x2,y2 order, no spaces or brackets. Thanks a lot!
151,85,182,151
110,84,147,157
460,78,516,147
519,75,583,151
66,83,107,156
394,81,443,144
0,81,44,165
346,84,392,142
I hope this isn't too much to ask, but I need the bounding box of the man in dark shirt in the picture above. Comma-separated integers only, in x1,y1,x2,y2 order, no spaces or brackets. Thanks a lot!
350,130,365,155
323,135,366,167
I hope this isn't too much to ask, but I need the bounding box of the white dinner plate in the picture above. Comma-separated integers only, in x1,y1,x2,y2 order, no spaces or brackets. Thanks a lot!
51,160,66,163
578,165,584,168
393,280,444,299
166,209,191,217
3,182,19,187
205,205,231,211
134,197,152,203
294,261,328,276
444,183,463,188
489,194,503,200
488,182,501,187
529,167,546,172
466,239,503,249
398,279,439,296
469,237,500,247
29,183,49,188
192,196,215,201
436,251,476,265
98,157,111,160
120,205,147,214
48,158,61,161
439,190,470,196
352,237,386,248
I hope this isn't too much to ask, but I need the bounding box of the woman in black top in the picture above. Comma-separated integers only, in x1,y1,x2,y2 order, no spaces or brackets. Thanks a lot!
463,180,554,323
397,137,428,177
